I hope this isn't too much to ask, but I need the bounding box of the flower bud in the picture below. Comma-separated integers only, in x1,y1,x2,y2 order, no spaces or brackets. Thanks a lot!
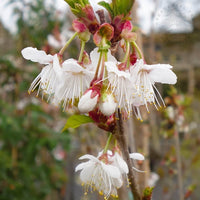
73,20,91,42
121,21,137,42
78,89,99,113
99,93,117,116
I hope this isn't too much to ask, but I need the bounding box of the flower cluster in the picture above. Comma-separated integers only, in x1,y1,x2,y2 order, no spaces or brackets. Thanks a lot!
22,45,176,121
21,0,177,198
75,149,144,199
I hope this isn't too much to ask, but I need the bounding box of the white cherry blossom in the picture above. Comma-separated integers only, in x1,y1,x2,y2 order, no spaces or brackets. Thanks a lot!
130,59,177,117
105,61,135,116
21,47,62,99
53,59,94,109
75,153,122,199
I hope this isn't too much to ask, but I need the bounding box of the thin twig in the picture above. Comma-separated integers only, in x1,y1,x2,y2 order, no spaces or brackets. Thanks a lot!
114,109,141,200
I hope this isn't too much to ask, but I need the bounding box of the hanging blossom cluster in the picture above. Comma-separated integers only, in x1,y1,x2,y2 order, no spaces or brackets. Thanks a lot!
21,0,177,198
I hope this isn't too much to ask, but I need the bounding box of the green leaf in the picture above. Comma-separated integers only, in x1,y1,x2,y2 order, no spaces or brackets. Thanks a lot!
62,115,94,132
112,0,134,17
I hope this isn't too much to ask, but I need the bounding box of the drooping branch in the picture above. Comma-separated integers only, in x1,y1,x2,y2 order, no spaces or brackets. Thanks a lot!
113,109,141,200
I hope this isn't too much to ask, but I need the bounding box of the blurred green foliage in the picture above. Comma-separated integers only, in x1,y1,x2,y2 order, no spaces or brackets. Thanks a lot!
0,0,71,199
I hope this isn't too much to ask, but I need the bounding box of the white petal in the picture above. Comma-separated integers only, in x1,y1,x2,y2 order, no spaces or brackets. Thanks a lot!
89,48,117,71
80,163,95,183
90,48,100,69
144,64,177,84
62,59,83,73
53,54,63,77
106,61,131,79
130,153,145,160
21,47,53,64
78,90,98,113
115,153,129,174
79,154,99,162
102,163,121,179
99,94,117,116
112,177,123,188
75,161,91,172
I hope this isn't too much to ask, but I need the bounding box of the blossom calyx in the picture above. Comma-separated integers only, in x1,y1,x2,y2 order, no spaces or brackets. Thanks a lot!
89,108,116,132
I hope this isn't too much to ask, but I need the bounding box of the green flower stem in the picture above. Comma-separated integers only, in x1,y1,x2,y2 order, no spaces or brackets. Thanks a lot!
114,139,118,147
99,52,106,80
122,41,130,63
59,32,78,55
78,40,86,62
103,132,113,153
132,41,143,59
103,52,108,81
94,50,103,79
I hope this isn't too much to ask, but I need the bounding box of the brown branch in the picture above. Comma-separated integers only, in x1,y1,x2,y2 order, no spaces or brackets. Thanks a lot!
113,109,141,200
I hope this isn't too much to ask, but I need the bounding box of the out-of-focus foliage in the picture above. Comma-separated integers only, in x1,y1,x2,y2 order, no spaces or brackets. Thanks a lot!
8,0,63,48
0,1,71,199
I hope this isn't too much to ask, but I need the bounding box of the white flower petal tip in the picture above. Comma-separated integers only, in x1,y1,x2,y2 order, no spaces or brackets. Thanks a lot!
99,94,117,116
130,153,145,160
78,90,98,113
146,63,177,85
21,47,53,64
129,153,145,173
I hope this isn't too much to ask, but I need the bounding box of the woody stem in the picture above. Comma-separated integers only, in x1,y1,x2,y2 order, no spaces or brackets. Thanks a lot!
114,109,141,200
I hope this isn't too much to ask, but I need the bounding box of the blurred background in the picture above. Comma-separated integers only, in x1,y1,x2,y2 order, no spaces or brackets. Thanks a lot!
0,0,200,199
